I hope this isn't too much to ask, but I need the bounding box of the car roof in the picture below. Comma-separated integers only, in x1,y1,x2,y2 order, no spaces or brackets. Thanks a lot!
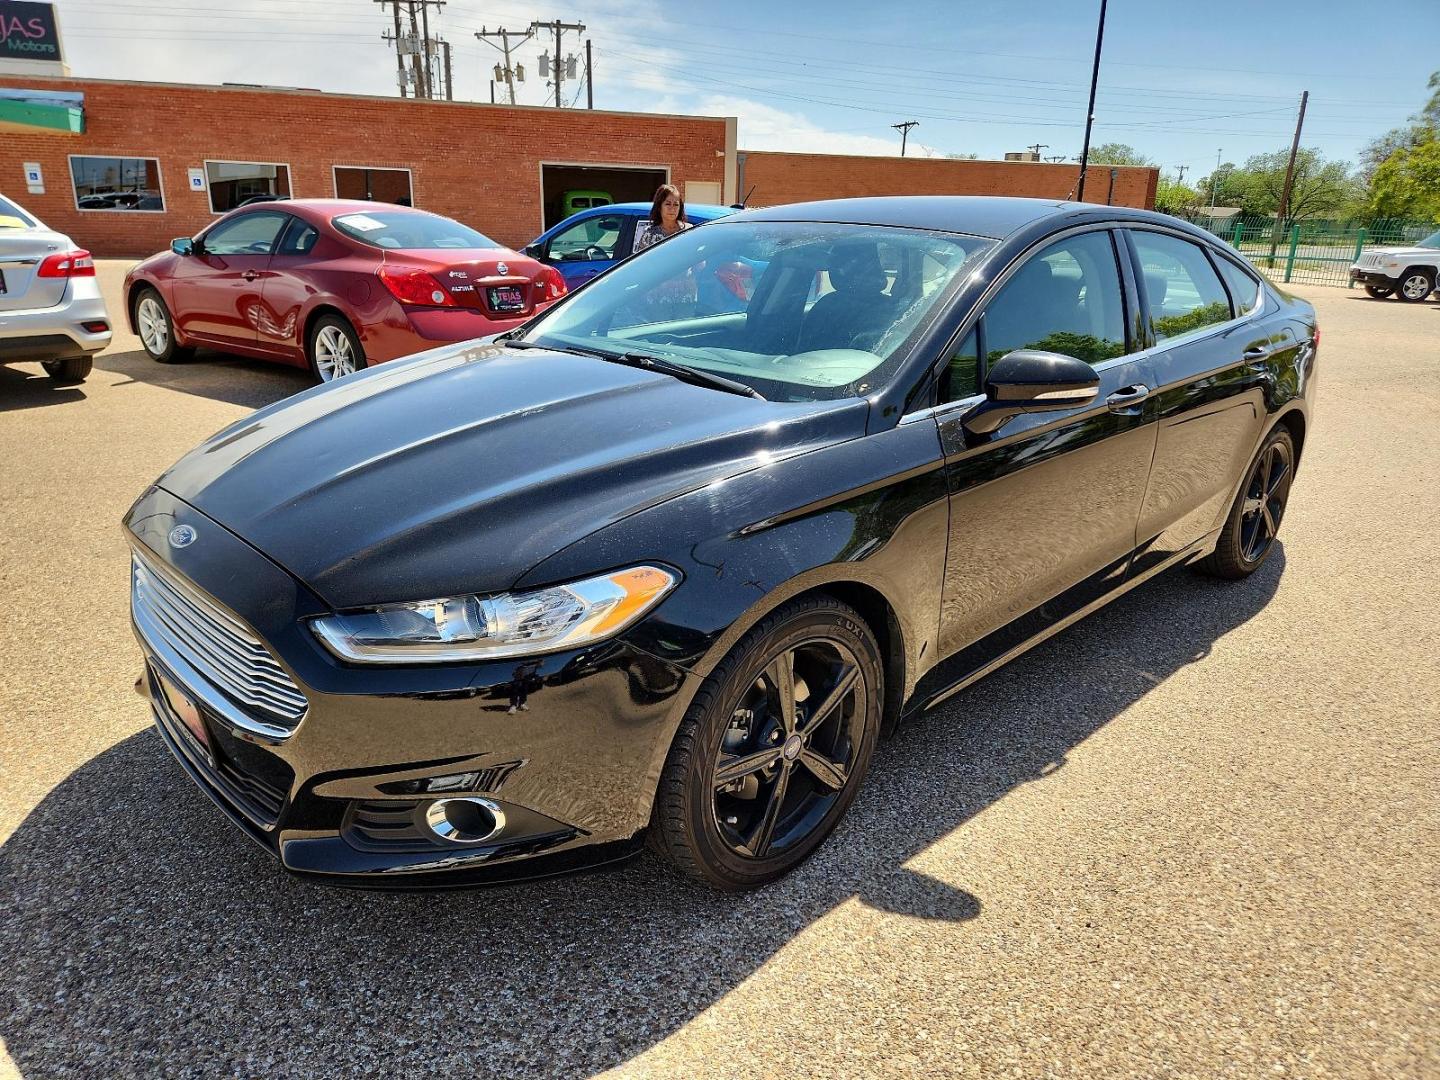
577,202,735,217
730,196,1183,240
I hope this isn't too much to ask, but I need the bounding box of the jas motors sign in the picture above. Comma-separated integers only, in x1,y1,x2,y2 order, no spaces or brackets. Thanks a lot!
1,2,62,63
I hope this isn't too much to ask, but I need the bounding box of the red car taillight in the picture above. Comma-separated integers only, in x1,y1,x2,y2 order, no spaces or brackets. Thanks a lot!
535,264,567,302
36,250,95,278
377,265,456,307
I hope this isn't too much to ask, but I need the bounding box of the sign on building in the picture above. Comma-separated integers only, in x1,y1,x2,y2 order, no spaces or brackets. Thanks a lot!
1,2,64,68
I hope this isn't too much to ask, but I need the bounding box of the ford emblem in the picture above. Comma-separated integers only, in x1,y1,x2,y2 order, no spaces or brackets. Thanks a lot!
168,525,197,548
496,262,508,275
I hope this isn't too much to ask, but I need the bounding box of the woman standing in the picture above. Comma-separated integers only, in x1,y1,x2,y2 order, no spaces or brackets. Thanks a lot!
631,184,690,255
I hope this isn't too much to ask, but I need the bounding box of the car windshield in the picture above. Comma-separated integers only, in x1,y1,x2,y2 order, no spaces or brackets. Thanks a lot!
1418,229,1440,250
0,193,37,229
517,221,995,402
332,211,498,250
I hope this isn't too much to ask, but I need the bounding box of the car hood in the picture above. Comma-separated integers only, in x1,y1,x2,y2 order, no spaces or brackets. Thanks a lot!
155,342,866,609
1362,246,1440,259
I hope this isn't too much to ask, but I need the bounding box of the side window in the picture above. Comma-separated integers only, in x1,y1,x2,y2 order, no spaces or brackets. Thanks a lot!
939,329,981,403
1214,254,1262,315
548,215,624,261
1131,231,1232,340
201,212,287,256
275,217,319,257
981,231,1128,370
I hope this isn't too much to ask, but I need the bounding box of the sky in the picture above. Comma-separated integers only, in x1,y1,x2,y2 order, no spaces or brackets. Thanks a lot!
49,0,1440,183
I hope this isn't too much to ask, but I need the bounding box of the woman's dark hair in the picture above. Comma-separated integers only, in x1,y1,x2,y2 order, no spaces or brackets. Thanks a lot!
648,183,684,226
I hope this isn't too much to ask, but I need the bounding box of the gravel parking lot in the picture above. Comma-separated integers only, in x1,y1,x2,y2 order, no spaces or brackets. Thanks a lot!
1,264,1435,1079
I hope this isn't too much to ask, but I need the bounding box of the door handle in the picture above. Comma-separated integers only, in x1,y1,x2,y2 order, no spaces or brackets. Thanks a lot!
1243,344,1275,361
1106,385,1149,412
242,270,260,281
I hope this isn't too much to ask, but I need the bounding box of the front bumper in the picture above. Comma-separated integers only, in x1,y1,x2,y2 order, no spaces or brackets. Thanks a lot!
1349,267,1400,287
0,283,112,361
125,486,696,887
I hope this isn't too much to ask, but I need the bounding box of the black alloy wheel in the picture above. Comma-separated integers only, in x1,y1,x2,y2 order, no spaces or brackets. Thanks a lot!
1363,284,1394,299
1198,425,1295,579
650,595,882,890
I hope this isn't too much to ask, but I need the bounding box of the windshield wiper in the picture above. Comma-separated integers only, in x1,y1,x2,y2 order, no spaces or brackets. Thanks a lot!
501,338,764,399
604,351,765,400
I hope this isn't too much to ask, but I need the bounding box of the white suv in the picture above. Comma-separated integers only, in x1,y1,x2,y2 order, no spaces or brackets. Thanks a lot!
1349,228,1440,302
0,192,113,384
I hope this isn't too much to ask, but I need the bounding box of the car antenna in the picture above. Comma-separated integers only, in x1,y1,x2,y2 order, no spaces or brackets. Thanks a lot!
732,185,756,210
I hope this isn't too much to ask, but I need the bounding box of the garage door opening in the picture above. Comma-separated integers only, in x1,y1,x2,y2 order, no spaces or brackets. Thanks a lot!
540,164,667,231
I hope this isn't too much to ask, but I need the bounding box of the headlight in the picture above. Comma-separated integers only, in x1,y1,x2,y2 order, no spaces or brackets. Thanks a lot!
310,565,677,664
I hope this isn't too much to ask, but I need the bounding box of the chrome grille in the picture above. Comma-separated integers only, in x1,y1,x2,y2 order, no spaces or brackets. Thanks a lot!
131,551,308,727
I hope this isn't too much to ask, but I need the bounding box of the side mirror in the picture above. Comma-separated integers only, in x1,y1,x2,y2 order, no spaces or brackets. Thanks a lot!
522,244,543,259
170,237,195,256
962,349,1100,436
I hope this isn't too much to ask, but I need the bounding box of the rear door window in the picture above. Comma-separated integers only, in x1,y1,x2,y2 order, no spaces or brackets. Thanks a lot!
1131,231,1233,341
1214,254,1262,315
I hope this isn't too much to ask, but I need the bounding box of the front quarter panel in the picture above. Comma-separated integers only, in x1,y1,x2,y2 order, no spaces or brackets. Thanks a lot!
521,409,951,703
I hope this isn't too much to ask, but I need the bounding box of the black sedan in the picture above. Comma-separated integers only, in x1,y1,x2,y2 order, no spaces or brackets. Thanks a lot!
125,196,1317,891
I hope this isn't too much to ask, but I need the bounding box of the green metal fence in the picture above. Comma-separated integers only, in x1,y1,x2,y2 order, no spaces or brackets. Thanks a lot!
1186,216,1437,288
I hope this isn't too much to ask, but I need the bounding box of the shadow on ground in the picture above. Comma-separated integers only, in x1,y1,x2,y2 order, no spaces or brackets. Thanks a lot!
96,348,312,410
0,553,1283,1077
0,364,88,413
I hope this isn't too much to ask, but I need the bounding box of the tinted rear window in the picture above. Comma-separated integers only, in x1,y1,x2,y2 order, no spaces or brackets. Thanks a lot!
332,211,497,250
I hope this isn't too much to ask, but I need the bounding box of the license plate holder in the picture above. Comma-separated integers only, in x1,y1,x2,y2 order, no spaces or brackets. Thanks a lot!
155,668,213,759
488,285,525,312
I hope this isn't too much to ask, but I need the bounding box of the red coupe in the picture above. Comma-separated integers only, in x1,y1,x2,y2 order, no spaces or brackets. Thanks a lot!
123,200,567,382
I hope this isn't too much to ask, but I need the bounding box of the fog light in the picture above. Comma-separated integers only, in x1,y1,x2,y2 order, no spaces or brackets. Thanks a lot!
423,797,506,845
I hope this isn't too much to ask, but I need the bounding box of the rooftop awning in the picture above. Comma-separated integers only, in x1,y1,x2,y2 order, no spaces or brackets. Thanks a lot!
0,88,84,134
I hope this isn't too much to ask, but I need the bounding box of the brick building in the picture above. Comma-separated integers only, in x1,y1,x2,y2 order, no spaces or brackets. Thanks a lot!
1,75,1158,259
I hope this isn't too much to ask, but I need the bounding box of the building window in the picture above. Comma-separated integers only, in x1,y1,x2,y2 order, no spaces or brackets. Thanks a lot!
204,160,292,213
333,166,413,206
69,156,165,212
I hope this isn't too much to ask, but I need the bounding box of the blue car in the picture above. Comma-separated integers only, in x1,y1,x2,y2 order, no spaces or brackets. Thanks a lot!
523,202,737,289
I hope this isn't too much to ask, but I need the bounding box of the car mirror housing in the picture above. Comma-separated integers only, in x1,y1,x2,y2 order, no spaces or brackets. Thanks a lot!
522,243,543,259
170,237,195,256
962,349,1101,437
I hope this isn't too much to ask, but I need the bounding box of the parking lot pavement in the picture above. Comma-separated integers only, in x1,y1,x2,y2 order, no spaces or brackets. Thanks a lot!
1,265,1435,1079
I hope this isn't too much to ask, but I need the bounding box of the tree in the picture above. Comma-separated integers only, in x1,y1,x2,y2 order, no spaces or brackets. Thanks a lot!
946,152,980,160
1082,142,1153,167
1367,140,1440,220
1155,178,1202,215
1197,148,1360,219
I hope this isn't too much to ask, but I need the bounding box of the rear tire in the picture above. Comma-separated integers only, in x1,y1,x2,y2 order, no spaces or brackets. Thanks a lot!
1395,270,1435,302
306,314,366,383
1363,284,1393,299
134,288,193,363
1196,425,1295,580
41,356,92,384
649,594,882,891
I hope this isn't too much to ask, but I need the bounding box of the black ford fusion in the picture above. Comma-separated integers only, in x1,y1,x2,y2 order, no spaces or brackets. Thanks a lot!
126,196,1317,891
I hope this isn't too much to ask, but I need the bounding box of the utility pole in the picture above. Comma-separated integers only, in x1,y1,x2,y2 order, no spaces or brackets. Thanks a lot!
1210,148,1222,211
533,20,585,107
375,0,408,97
1268,90,1309,264
1175,164,1188,185
1045,154,1068,163
1027,143,1049,158
441,38,452,101
585,38,593,109
1074,0,1108,201
476,26,533,105
892,120,919,156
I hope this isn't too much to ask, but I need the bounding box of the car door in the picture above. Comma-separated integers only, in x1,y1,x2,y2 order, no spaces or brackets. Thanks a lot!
929,228,1159,669
543,211,631,288
1122,229,1281,575
254,214,320,362
170,210,288,347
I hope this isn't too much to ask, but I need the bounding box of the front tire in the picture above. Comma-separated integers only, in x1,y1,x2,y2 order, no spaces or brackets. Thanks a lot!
1363,284,1394,299
307,314,366,383
649,595,883,891
41,356,92,384
134,288,193,363
1396,270,1435,303
1197,425,1295,580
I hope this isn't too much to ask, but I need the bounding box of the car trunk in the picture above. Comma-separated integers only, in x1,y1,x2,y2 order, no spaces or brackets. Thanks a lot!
413,252,545,318
0,229,70,312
